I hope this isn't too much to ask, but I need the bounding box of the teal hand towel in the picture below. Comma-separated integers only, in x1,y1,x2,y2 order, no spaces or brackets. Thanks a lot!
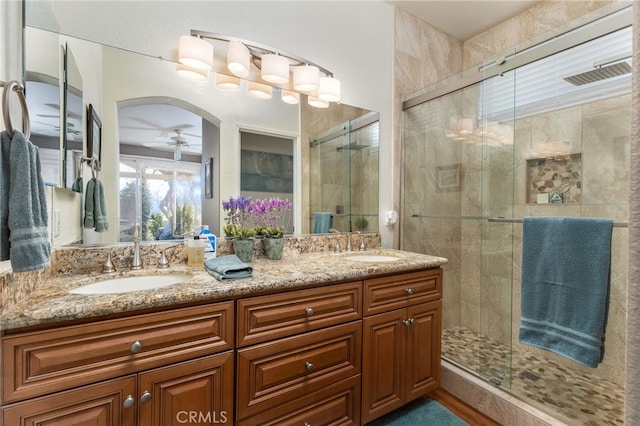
313,212,333,234
83,177,108,232
519,216,613,367
204,254,253,281
93,178,108,232
0,131,11,261
83,178,96,229
6,131,51,272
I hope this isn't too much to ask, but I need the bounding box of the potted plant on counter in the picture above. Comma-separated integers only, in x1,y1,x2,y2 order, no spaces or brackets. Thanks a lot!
250,197,291,260
221,195,255,262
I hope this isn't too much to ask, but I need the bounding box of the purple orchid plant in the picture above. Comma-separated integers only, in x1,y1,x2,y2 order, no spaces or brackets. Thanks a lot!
249,197,292,238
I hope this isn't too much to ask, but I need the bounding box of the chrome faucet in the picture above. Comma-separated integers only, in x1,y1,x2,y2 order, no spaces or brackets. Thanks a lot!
130,223,143,270
346,232,353,252
357,231,366,251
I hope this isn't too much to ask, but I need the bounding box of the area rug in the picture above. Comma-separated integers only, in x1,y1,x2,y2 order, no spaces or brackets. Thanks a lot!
366,398,469,426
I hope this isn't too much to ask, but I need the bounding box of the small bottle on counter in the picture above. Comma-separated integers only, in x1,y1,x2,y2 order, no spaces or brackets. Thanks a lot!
187,236,205,267
200,225,217,258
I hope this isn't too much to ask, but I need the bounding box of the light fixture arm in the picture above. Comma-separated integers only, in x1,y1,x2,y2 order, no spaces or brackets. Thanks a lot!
189,29,334,78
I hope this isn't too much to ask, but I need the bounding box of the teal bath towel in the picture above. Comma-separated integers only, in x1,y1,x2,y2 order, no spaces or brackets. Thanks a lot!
519,216,613,367
0,131,10,261
5,131,51,272
313,212,333,234
204,254,253,281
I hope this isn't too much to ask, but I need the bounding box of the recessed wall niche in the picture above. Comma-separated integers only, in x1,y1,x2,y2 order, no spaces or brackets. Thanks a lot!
526,154,581,204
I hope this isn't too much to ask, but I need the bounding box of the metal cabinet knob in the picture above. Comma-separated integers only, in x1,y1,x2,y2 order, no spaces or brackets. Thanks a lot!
305,361,314,372
305,307,314,317
304,423,311,426
140,391,152,404
403,318,415,326
123,395,135,409
130,340,143,353
405,288,413,295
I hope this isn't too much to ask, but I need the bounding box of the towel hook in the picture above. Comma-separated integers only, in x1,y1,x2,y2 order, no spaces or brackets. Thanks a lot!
1,80,31,139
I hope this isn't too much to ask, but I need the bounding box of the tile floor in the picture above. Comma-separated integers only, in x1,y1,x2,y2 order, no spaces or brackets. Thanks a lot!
442,327,624,426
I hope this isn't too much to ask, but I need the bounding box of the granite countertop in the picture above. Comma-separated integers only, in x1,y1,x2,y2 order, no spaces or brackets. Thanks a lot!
1,248,447,331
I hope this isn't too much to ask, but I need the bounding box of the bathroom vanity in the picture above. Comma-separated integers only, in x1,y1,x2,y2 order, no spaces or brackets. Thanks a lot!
0,247,446,425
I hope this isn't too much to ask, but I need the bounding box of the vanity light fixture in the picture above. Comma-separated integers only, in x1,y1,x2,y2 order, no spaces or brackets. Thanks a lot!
293,65,320,92
178,35,214,71
248,81,273,99
216,74,241,91
308,95,329,108
227,40,251,78
177,30,340,107
176,63,209,82
281,89,300,105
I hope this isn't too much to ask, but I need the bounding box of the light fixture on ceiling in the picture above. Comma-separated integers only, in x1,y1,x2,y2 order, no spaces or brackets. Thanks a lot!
176,63,209,82
170,129,189,161
177,31,340,107
308,95,329,108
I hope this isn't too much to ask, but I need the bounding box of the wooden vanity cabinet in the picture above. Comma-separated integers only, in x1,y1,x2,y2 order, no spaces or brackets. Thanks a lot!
236,281,363,425
361,269,443,424
1,301,234,425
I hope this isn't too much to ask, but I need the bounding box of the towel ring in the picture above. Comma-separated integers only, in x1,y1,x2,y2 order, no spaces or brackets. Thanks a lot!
1,80,30,139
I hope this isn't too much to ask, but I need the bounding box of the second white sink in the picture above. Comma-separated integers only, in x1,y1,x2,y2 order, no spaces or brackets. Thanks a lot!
70,273,190,295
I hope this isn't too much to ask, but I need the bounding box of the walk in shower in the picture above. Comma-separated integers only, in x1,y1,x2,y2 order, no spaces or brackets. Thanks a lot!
401,8,630,425
309,111,380,233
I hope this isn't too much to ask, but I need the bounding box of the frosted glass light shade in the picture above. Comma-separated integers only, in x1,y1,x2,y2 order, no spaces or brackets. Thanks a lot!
216,74,241,91
293,65,319,92
308,95,329,108
318,76,341,102
281,90,300,105
174,144,182,161
176,63,209,81
248,81,273,99
178,35,213,71
262,54,289,84
227,41,250,78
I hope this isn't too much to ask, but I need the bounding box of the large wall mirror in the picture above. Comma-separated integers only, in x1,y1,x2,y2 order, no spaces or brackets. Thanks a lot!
24,26,380,246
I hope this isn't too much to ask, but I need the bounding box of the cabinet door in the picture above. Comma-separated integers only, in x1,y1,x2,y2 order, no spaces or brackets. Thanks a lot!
2,375,136,426
406,300,442,402
138,351,234,426
361,309,406,424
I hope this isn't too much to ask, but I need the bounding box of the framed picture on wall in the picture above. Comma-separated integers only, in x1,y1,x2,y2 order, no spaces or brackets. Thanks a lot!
204,157,213,199
86,104,102,161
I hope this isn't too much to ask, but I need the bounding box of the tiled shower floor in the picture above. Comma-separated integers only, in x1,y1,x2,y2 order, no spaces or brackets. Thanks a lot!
442,327,624,425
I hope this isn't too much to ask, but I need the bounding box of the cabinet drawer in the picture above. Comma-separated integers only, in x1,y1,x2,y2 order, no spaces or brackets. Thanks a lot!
2,301,234,403
237,281,362,347
237,321,361,420
364,268,441,315
237,376,361,426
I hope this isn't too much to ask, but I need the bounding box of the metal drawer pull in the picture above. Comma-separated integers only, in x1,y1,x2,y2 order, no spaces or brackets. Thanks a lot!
130,340,143,353
140,391,152,404
405,288,413,295
403,318,415,326
305,361,314,372
123,395,135,408
305,307,314,317
304,423,311,426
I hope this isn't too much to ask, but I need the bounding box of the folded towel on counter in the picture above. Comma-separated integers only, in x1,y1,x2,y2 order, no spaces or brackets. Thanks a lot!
204,254,253,281
6,131,51,272
313,212,333,234
83,177,108,232
0,131,11,261
519,216,613,367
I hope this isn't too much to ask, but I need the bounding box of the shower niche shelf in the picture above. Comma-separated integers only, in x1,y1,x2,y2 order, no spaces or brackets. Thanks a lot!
526,153,581,204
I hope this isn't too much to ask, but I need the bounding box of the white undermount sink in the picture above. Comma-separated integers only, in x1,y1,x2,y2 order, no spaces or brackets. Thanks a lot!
343,254,401,263
69,273,190,295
